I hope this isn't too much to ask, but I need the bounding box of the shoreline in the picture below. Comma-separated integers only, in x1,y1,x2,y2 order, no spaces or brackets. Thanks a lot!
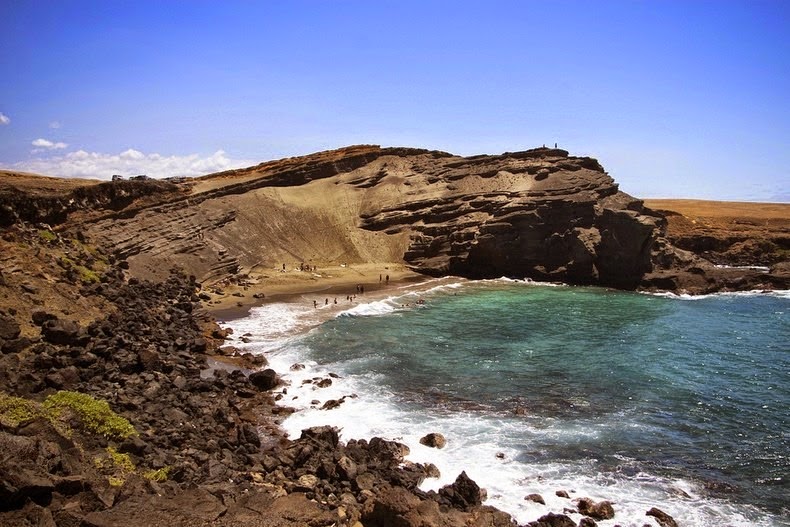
217,278,789,526
204,262,428,321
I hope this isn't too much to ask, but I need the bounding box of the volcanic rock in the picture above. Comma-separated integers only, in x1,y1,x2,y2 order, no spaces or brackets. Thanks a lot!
646,507,679,527
248,368,278,391
576,497,615,520
419,432,446,449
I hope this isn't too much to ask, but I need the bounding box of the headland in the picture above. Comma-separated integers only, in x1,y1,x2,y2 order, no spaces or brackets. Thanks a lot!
0,145,787,526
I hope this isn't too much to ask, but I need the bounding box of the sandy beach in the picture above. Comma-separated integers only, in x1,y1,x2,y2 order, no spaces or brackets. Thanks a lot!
204,262,428,321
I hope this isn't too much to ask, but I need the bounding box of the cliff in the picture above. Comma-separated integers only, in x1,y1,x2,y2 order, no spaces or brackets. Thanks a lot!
2,146,787,296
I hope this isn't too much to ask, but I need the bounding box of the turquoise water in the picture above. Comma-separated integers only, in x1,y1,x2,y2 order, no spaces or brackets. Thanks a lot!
228,281,789,525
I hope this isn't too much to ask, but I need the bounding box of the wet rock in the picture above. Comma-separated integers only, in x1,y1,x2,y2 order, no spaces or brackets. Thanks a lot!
579,518,598,527
424,463,440,479
525,493,546,505
576,497,615,520
646,507,678,527
248,368,278,391
556,490,570,498
419,432,446,449
438,471,482,510
315,378,332,388
322,398,344,410
527,512,577,527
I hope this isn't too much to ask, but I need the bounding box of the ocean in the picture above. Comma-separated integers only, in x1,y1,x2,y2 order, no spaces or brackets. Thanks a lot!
223,278,789,527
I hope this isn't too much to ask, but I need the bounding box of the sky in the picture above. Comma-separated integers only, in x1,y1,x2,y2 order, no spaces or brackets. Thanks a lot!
0,1,788,201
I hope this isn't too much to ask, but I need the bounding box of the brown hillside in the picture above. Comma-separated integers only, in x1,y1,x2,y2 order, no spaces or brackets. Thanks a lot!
644,199,790,266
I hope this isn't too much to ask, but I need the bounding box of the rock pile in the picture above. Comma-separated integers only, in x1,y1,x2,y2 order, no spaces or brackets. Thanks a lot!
0,252,523,526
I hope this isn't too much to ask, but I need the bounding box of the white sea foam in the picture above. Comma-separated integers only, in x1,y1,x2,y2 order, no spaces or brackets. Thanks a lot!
224,292,786,527
643,289,790,301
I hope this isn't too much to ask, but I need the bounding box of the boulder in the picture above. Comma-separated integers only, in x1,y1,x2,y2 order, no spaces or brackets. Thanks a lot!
527,513,577,527
646,507,679,527
576,497,615,520
41,319,83,346
300,425,340,448
438,471,482,510
0,312,21,341
525,493,545,505
248,368,278,391
31,310,58,326
419,432,446,449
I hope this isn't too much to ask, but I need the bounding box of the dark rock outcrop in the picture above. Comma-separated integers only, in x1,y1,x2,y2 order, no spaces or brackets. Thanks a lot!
646,507,679,527
419,432,446,449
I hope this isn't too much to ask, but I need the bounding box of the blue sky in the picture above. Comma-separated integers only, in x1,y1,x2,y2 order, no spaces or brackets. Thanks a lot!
1,1,788,200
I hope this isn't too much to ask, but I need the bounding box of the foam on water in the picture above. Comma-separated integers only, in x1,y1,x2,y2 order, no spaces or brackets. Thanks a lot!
223,283,788,527
642,289,790,301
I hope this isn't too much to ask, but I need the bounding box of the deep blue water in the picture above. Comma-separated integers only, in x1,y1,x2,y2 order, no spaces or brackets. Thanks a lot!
297,283,789,523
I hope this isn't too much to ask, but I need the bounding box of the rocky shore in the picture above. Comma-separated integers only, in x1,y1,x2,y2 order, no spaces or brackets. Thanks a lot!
0,225,689,527
1,145,786,526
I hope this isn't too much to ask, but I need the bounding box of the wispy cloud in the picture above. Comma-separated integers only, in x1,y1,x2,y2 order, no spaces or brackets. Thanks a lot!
32,138,68,151
12,148,252,179
49,121,62,129
0,112,10,125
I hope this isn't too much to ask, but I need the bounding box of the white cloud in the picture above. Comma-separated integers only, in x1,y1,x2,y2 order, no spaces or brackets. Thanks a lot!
0,112,9,125
11,148,253,180
32,138,69,152
49,121,62,129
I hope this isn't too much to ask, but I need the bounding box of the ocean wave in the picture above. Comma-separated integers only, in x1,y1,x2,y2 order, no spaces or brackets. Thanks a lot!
643,289,790,301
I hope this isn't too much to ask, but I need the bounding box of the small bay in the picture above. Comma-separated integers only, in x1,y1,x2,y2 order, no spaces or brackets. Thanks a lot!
228,280,789,526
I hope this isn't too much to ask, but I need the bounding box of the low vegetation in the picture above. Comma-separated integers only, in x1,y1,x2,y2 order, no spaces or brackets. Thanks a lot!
0,392,39,427
43,390,137,440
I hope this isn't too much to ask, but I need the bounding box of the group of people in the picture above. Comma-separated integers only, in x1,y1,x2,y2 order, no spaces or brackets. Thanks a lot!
282,263,318,272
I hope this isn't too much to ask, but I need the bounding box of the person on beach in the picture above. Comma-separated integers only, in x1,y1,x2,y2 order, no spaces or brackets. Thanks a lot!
313,300,317,308
325,298,329,305
379,274,382,282
385,275,389,284
334,298,337,304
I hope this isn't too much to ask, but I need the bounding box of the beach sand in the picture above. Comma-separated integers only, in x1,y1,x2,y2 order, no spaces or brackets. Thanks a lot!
204,262,428,321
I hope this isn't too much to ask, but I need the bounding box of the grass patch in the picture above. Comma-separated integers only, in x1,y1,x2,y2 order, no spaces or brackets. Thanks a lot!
0,392,40,427
43,391,137,440
143,466,170,482
107,446,136,472
38,229,57,242
57,256,101,284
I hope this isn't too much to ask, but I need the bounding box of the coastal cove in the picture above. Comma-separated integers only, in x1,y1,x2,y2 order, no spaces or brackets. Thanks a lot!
221,278,790,527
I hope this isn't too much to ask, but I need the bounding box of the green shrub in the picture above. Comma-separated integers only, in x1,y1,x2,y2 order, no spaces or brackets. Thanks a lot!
107,446,136,472
43,391,137,440
0,392,39,427
143,466,170,482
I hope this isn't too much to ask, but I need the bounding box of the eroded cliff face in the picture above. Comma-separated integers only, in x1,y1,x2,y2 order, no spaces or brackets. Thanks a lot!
55,145,667,290
4,145,785,293
356,148,664,289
